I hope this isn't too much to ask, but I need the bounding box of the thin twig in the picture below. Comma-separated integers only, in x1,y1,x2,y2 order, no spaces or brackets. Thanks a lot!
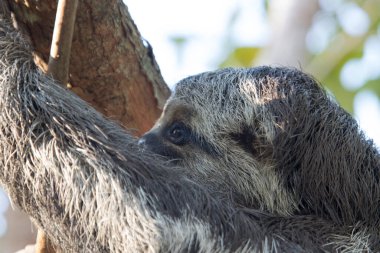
47,0,79,86
37,0,78,252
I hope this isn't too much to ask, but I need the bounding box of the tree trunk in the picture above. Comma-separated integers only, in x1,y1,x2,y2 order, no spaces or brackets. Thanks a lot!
6,0,170,135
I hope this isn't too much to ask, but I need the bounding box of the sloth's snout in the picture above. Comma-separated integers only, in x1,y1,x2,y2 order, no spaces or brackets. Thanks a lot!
138,132,159,151
138,131,180,159
137,137,146,147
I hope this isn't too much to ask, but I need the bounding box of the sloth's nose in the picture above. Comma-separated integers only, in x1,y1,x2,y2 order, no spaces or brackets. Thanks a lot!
138,136,148,152
138,132,158,151
137,138,146,147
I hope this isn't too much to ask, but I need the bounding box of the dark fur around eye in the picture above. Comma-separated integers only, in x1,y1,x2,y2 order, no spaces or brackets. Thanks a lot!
230,127,255,154
165,122,220,157
192,134,221,157
230,126,273,160
166,122,191,145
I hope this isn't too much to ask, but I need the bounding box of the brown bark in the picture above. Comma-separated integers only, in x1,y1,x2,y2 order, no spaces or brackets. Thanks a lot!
35,230,55,253
7,0,170,136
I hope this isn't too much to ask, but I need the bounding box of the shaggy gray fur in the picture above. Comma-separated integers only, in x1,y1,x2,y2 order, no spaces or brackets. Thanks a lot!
142,60,380,250
171,67,380,225
0,17,378,252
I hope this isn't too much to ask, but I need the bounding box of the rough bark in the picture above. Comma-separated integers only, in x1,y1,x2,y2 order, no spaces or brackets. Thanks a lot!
6,0,171,135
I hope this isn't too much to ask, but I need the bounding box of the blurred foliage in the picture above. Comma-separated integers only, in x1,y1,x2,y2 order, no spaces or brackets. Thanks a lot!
220,47,260,67
313,0,380,113
218,0,380,114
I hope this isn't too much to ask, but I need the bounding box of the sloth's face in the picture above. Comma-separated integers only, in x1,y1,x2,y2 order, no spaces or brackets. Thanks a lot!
139,89,297,215
139,100,218,163
139,67,335,215
140,99,271,164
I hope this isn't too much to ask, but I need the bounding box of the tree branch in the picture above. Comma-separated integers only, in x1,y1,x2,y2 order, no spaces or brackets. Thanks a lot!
47,0,78,86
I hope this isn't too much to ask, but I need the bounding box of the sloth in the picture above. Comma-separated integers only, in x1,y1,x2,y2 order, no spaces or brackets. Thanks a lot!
140,66,380,232
0,16,379,252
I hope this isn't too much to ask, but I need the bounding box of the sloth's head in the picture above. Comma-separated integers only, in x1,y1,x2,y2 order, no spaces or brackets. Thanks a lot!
140,66,351,216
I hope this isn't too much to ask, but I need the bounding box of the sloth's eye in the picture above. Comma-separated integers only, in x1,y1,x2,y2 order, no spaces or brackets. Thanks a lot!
167,122,190,145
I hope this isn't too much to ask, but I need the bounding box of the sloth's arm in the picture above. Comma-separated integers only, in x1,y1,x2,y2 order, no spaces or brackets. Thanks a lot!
0,18,360,252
